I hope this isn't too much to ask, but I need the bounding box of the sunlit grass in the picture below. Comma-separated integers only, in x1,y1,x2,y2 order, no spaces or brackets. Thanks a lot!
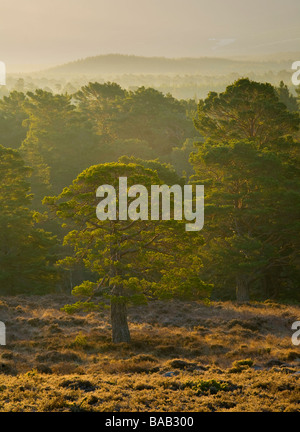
0,295,299,412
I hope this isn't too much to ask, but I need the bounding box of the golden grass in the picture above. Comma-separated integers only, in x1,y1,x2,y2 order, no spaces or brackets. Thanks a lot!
0,295,299,412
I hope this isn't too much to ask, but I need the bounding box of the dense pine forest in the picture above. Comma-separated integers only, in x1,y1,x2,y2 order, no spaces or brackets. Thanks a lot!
1,78,299,315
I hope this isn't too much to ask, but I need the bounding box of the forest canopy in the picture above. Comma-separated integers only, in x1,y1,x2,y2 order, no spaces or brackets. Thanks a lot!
0,78,299,323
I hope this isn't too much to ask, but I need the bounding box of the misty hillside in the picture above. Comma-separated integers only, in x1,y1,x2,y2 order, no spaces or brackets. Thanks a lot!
43,54,298,76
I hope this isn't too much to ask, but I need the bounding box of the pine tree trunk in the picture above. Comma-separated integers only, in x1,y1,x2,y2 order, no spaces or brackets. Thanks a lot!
236,275,250,302
110,297,131,343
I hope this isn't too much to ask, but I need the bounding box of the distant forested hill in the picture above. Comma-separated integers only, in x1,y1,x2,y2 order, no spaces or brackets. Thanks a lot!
43,53,298,76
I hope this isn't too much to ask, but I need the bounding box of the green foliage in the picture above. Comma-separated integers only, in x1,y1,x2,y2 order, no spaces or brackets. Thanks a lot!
234,358,254,367
45,159,210,319
170,138,199,178
275,81,298,112
10,82,196,210
20,89,98,207
103,139,156,161
71,281,97,297
118,155,183,184
74,83,195,155
1,76,299,305
0,91,28,149
0,145,59,294
184,379,232,395
61,301,104,314
70,332,88,348
194,78,299,147
192,78,300,301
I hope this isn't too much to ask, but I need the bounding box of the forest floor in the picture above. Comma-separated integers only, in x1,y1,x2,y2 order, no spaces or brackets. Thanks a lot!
0,294,299,412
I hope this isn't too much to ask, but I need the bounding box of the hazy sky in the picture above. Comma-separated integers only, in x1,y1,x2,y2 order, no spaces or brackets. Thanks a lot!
1,0,300,69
